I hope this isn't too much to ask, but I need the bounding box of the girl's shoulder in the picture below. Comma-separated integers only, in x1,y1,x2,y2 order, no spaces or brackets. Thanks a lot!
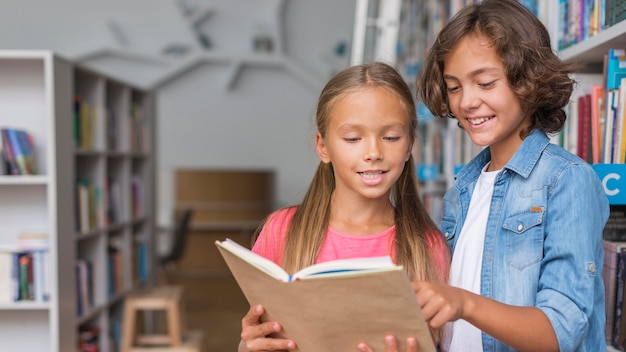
252,206,298,263
267,206,297,223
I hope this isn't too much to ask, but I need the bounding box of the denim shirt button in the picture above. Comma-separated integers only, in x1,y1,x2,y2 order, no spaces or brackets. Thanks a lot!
589,263,596,273
445,232,450,238
517,223,523,232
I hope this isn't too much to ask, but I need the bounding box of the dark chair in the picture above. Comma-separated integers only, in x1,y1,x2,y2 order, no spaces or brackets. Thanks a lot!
159,208,194,271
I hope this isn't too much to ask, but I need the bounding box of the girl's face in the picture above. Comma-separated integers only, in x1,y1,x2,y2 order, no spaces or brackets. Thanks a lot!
443,33,531,162
316,87,413,203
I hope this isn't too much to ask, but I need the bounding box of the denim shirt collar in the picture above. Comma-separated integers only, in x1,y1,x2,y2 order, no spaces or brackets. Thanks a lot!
454,128,550,188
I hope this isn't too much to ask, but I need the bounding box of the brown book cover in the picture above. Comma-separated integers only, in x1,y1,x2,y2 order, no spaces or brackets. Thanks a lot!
215,239,436,352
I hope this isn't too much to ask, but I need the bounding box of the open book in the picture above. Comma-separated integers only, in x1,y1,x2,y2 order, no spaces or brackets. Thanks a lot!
215,238,436,352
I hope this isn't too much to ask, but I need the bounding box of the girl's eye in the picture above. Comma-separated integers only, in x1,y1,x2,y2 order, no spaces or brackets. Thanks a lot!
384,136,401,141
479,81,496,89
344,137,360,142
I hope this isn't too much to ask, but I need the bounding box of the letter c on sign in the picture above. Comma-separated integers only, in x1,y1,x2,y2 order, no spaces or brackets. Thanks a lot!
603,173,620,196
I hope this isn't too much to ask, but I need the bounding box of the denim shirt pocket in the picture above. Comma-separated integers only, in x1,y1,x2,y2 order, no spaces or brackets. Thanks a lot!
502,209,544,271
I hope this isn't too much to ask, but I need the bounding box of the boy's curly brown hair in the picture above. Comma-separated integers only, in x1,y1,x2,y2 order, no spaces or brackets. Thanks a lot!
416,0,582,139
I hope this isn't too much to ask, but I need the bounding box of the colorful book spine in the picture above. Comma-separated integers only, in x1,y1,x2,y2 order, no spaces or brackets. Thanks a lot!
603,240,626,344
0,128,19,175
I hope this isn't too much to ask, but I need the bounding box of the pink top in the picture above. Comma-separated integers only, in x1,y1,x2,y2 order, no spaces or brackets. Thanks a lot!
252,207,449,282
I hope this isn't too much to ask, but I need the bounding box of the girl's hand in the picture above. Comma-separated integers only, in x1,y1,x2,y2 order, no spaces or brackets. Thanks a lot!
239,304,297,352
357,335,418,352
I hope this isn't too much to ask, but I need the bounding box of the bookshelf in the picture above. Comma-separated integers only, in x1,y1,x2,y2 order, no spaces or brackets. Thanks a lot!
389,0,626,349
0,50,155,352
539,2,626,350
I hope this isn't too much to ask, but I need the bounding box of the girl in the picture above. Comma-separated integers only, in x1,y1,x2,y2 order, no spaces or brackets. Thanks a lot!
414,0,609,351
238,61,450,352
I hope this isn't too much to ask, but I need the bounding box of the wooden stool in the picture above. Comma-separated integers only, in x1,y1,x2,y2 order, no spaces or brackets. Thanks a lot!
121,286,204,352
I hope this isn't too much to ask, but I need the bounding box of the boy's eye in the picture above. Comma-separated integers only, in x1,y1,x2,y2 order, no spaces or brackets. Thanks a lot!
446,86,460,93
479,81,496,89
344,137,360,142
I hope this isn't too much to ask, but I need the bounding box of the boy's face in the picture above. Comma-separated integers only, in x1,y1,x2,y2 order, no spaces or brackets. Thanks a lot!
443,33,531,165
315,87,413,203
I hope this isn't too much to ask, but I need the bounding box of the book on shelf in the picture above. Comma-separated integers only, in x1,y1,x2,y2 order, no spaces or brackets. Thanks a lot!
133,241,148,282
74,95,94,150
215,238,436,352
618,278,626,351
0,128,18,175
603,75,626,164
76,179,92,234
578,93,592,162
15,129,37,174
613,246,626,348
76,259,94,317
77,325,100,352
17,231,49,250
591,83,604,164
0,127,37,175
0,247,50,303
607,50,626,91
106,177,122,225
107,238,124,297
131,175,144,219
604,206,626,241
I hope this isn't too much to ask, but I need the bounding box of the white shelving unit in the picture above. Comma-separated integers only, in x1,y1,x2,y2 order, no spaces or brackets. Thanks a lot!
0,50,155,352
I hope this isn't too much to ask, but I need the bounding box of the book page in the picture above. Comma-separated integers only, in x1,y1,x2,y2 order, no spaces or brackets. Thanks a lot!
220,238,290,281
292,255,396,281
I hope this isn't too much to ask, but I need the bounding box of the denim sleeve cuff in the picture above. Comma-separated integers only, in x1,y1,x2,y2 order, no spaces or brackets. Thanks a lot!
537,289,588,352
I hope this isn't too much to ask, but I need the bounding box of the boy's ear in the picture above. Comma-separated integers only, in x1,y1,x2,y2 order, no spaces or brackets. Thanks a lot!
315,132,331,163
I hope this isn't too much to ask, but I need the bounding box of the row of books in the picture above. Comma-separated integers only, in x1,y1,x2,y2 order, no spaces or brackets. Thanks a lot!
0,127,38,175
77,315,121,351
75,95,149,153
77,241,148,317
77,326,100,352
557,0,626,50
111,241,149,290
559,48,626,164
75,176,145,234
0,250,50,303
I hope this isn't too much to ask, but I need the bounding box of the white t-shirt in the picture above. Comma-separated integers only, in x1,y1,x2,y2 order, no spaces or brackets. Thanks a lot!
441,165,498,352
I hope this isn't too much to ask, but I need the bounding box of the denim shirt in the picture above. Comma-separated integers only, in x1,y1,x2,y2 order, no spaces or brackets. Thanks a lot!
440,129,609,352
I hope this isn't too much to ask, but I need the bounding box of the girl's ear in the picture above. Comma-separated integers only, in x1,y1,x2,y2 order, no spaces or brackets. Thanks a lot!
315,132,331,163
405,138,414,162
